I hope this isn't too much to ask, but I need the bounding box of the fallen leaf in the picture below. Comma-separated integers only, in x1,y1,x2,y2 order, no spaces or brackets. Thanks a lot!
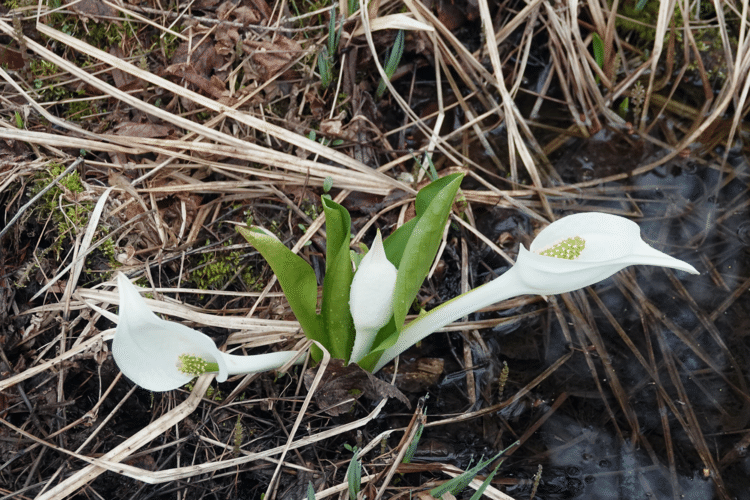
244,37,302,81
304,359,410,416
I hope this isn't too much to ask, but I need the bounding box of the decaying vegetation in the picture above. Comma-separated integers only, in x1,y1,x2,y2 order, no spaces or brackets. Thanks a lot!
0,0,748,498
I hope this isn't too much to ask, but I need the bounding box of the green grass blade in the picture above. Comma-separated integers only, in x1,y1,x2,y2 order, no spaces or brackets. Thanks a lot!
402,413,425,464
318,46,332,89
376,30,404,98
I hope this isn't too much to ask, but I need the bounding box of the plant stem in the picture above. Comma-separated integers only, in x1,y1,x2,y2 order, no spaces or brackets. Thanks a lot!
373,266,535,372
223,351,301,375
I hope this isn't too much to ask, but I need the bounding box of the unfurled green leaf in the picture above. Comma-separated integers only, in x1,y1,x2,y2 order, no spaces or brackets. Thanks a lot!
321,197,355,360
390,173,463,330
237,226,323,348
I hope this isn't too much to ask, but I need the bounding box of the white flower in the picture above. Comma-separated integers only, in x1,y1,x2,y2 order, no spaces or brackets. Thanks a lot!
349,231,398,364
112,273,298,391
372,212,698,372
516,212,698,295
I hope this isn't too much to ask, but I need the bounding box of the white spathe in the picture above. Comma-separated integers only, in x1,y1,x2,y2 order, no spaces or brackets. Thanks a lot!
349,231,398,364
372,212,699,372
112,273,298,391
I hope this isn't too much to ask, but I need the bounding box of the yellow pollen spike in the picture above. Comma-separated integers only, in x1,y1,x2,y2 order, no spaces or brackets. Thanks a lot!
176,354,219,376
538,236,585,260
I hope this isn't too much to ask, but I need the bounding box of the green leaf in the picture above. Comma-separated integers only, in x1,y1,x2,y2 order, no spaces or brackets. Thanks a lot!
618,97,629,119
237,226,323,348
327,2,340,57
376,30,404,98
307,481,316,500
592,32,604,84
468,460,503,500
321,197,355,360
402,412,425,464
346,448,362,500
430,441,517,498
318,46,332,89
389,173,463,330
430,451,502,498
592,32,605,69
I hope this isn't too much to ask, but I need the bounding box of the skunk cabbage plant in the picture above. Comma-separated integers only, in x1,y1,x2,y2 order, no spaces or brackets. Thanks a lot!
112,273,298,391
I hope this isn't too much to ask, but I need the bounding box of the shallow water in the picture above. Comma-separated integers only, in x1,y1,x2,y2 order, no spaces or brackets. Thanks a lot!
383,137,750,499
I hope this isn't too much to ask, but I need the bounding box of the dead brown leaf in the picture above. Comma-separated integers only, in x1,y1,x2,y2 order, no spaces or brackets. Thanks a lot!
303,359,410,416
381,358,444,393
64,0,117,22
244,37,302,81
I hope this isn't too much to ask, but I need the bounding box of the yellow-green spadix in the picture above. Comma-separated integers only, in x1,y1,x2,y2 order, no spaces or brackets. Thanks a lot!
112,273,299,391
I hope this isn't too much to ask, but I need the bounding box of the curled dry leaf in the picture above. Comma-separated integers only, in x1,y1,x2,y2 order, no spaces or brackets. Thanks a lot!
303,359,410,416
244,37,302,81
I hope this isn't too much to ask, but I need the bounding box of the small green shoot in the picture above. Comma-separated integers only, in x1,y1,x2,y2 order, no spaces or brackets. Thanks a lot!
376,30,404,99
412,150,439,181
618,97,629,119
429,441,517,498
345,446,362,500
327,3,341,58
318,46,333,89
14,111,23,129
468,459,504,500
347,0,357,16
402,413,425,464
233,415,243,456
323,176,334,193
592,32,604,83
307,481,316,500
635,0,649,11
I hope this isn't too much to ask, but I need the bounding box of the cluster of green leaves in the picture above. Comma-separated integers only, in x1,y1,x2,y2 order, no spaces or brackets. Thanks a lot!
237,173,463,369
317,2,342,89
375,30,404,99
